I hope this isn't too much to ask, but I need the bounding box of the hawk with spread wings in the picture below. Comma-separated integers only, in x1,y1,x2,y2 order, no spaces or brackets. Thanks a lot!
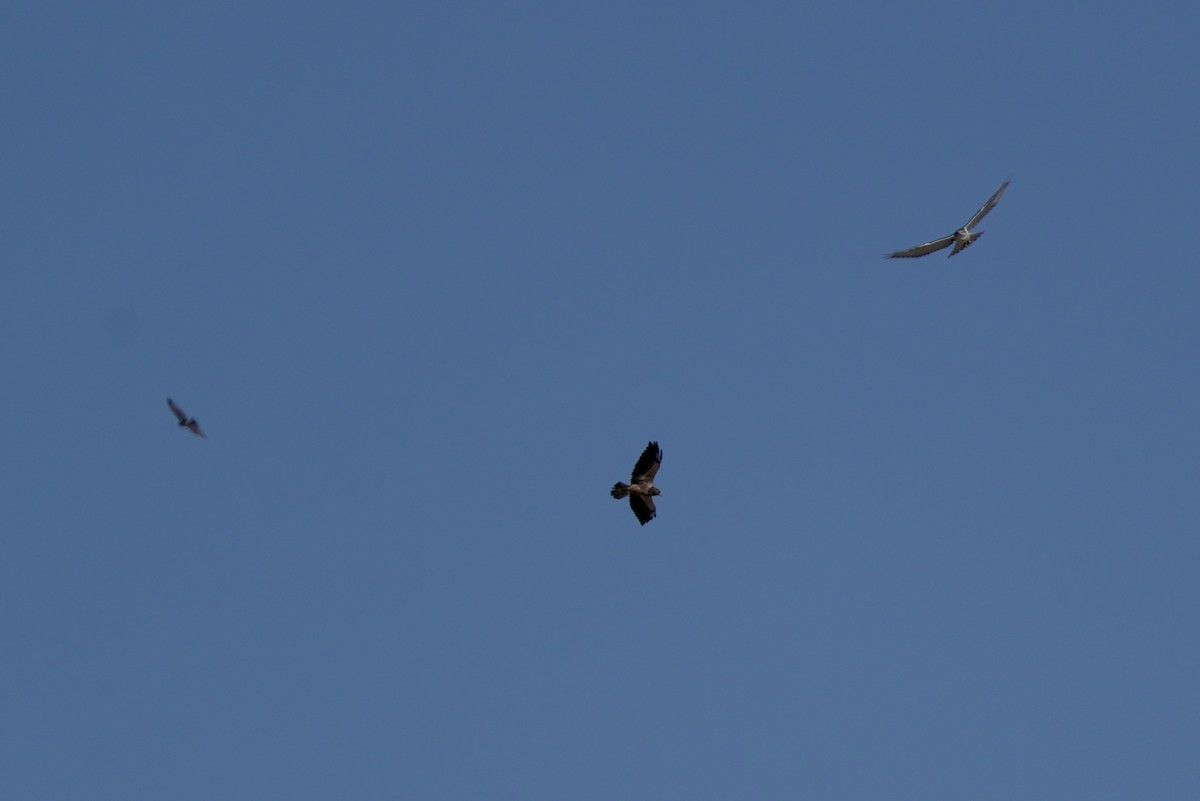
887,178,1010,259
167,398,206,438
611,441,662,525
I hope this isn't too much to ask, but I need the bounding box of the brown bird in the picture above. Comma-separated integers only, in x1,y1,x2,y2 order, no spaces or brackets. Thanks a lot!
611,441,662,525
167,398,206,438
887,178,1010,259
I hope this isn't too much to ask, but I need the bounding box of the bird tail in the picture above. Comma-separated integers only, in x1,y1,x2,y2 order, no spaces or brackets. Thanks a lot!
611,482,630,499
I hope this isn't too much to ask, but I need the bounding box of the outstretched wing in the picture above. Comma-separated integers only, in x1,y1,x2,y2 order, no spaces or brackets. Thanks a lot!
887,235,955,259
630,441,662,483
167,398,188,423
629,494,657,525
962,179,1010,230
187,420,206,438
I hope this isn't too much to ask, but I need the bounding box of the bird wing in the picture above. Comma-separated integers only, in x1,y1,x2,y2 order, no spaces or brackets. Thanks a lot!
167,398,188,423
629,494,657,525
187,420,206,438
887,235,955,259
962,179,1010,230
630,441,662,483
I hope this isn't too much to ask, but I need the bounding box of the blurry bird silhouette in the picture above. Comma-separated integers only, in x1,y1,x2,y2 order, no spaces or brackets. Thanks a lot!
167,398,206,438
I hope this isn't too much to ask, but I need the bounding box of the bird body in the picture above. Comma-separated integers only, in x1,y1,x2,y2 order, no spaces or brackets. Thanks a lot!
950,227,983,256
611,441,662,525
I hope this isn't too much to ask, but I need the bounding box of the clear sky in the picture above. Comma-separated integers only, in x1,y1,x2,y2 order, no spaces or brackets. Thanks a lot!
3,2,1198,799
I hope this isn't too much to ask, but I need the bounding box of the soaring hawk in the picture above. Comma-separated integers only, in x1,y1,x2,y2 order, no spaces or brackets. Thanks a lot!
611,441,662,525
887,179,1010,259
167,398,206,438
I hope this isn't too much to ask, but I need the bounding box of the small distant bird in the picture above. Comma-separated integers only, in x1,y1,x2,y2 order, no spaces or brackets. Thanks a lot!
167,398,205,438
887,178,1010,259
611,441,662,525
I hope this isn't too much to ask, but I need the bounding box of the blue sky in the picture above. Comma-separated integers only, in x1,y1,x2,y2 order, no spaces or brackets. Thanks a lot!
3,2,1198,798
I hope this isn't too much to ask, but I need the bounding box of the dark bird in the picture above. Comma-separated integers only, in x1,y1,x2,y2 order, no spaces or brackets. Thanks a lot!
167,398,206,438
887,178,1010,259
611,441,662,525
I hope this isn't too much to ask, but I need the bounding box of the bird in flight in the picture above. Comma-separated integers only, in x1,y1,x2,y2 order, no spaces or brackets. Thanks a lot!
611,441,662,525
167,398,206,438
887,178,1010,259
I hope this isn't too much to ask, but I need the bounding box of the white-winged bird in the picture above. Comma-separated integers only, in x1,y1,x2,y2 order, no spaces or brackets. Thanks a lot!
167,398,206,438
611,441,662,525
887,178,1010,259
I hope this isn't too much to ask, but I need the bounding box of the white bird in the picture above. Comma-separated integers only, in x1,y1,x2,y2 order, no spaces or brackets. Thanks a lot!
887,179,1010,259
